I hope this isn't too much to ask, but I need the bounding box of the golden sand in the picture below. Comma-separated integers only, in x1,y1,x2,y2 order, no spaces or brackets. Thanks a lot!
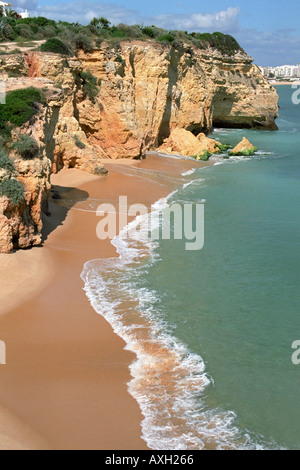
0,155,207,450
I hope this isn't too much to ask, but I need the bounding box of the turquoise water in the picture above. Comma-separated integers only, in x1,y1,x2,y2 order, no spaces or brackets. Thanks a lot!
82,86,300,449
143,86,300,448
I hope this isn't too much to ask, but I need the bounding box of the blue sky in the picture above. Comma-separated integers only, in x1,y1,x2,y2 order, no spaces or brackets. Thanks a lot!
12,0,300,66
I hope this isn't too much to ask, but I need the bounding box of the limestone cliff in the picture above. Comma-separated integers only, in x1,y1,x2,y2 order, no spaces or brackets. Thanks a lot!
3,41,278,163
0,156,51,253
76,41,278,158
0,40,278,252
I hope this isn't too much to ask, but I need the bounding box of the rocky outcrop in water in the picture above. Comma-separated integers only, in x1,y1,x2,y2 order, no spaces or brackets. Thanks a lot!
159,128,222,158
0,155,51,253
1,42,278,164
76,42,278,158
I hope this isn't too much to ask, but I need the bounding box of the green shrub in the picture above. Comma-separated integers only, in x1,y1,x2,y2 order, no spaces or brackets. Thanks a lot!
12,134,40,159
41,26,56,38
109,26,126,39
142,26,155,38
7,71,23,78
188,31,244,55
15,24,33,39
0,22,14,40
0,150,15,173
116,24,142,38
73,135,85,149
115,54,125,66
0,122,12,144
40,37,72,55
0,178,24,205
16,16,56,28
141,25,165,38
79,70,99,103
0,14,245,60
0,133,9,147
0,87,45,127
157,33,175,44
73,33,93,52
89,17,111,31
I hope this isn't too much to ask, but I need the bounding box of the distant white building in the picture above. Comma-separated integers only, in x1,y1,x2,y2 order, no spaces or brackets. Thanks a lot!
259,64,300,79
0,2,30,18
19,9,29,18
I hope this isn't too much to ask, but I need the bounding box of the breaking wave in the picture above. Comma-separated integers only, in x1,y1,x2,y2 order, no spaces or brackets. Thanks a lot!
80,170,278,450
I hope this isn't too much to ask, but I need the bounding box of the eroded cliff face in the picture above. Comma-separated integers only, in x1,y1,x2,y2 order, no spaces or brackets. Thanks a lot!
0,154,51,254
2,42,278,164
0,41,278,252
75,42,278,158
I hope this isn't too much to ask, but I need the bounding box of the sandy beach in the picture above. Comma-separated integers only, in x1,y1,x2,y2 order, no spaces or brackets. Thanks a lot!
269,80,300,86
0,153,207,450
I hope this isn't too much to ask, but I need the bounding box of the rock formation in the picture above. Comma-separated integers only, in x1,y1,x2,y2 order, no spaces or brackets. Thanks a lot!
1,43,278,164
159,128,222,158
76,42,278,158
230,137,258,156
0,40,279,252
0,154,51,253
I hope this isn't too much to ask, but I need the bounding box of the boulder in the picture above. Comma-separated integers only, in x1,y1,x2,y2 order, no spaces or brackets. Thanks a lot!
159,128,221,159
230,137,258,156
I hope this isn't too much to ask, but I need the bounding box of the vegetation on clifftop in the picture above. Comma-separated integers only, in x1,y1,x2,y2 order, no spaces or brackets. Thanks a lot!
0,88,43,205
12,134,40,160
0,14,245,56
40,37,72,55
0,178,24,205
0,87,45,128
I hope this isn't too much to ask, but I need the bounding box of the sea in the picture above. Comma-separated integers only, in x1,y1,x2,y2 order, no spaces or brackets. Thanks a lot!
81,85,300,450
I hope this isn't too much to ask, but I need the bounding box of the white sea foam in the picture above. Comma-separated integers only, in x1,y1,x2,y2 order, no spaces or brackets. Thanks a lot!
182,169,196,176
80,169,276,450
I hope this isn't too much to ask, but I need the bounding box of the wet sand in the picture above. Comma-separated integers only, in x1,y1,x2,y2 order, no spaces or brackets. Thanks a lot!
0,154,206,450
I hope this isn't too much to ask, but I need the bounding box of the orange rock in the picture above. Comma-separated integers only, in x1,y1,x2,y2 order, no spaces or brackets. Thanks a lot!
159,128,221,158
231,137,256,154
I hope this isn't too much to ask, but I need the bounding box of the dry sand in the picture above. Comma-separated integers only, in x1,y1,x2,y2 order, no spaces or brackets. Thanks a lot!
0,154,207,450
269,80,300,86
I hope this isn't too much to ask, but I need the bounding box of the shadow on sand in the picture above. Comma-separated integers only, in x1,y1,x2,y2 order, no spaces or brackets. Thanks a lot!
42,184,89,243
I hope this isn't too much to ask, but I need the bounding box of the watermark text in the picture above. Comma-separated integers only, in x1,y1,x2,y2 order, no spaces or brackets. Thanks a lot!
96,196,205,251
0,80,5,105
0,340,6,365
291,85,300,105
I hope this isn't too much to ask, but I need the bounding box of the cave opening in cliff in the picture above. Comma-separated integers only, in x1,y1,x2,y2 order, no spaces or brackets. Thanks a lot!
186,124,206,136
212,118,252,129
211,91,236,129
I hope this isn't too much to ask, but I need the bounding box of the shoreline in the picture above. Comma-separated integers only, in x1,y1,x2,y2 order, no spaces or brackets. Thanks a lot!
269,81,300,86
0,154,207,450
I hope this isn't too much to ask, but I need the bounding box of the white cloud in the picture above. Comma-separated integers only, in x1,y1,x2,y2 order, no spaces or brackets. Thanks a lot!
236,28,300,66
12,1,300,66
152,7,241,33
14,0,38,11
26,2,240,34
30,1,140,25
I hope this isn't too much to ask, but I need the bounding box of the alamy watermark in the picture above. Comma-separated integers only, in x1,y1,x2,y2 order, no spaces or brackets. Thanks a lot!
291,85,300,105
96,196,205,251
0,80,6,105
291,340,300,365
0,341,6,365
